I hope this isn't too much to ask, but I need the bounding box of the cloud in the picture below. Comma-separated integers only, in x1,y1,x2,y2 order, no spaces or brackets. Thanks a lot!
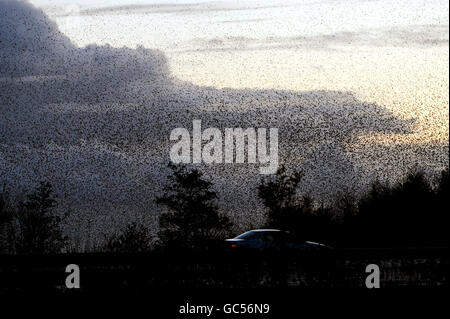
70,2,291,17
178,24,449,53
0,0,447,246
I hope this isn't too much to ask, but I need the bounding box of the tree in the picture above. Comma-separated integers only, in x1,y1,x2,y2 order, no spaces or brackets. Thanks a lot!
436,167,449,204
15,181,66,254
258,166,335,242
354,170,441,247
0,187,15,254
433,167,448,246
258,166,303,212
257,165,303,228
105,223,153,253
156,164,232,249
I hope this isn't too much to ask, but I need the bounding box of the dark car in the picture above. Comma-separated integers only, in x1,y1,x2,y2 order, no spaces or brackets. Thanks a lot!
225,229,331,250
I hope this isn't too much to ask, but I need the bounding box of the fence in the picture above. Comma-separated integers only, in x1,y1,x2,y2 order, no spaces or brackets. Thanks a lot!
0,248,448,294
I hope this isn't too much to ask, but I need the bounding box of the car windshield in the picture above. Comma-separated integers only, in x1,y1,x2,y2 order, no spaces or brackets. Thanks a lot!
234,231,257,239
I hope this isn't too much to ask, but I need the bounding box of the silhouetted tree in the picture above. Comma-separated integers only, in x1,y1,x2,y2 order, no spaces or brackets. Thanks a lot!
433,167,449,246
258,166,335,243
156,164,232,249
353,170,445,247
0,188,15,254
258,165,303,228
105,222,153,253
436,168,449,204
15,181,66,254
258,166,303,214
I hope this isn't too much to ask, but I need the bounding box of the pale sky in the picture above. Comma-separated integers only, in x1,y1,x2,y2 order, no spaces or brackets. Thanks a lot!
28,0,448,145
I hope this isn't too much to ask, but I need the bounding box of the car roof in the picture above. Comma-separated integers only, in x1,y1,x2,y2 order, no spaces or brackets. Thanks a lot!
248,229,281,232
232,229,284,240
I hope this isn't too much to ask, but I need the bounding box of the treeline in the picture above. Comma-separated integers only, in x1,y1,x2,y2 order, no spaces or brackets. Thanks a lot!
0,165,448,254
258,166,449,248
0,182,66,254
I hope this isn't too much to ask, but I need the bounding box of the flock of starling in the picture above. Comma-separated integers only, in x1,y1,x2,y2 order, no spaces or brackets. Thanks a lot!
0,1,448,247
